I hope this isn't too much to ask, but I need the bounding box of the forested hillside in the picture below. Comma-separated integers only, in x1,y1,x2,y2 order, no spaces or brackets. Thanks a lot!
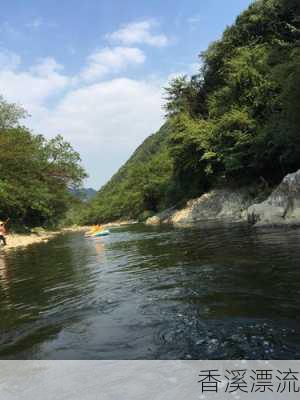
0,96,87,229
84,123,174,222
86,0,300,223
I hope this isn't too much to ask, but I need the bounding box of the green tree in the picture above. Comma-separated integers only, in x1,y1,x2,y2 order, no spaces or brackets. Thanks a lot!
83,0,300,223
0,98,87,227
0,96,28,130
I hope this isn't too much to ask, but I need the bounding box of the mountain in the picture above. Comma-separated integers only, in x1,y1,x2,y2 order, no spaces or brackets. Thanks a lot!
84,0,300,224
87,122,174,222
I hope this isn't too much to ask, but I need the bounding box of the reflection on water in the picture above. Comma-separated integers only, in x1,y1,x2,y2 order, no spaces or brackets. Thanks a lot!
0,222,300,359
0,256,11,293
94,241,106,263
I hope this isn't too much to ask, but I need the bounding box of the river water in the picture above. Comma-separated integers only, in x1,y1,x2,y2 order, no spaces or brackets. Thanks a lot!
0,222,299,359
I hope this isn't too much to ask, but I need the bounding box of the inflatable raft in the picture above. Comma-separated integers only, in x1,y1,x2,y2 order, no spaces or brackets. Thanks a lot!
92,229,110,237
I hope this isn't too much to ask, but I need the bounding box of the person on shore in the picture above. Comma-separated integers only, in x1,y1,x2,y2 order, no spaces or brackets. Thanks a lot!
0,220,8,246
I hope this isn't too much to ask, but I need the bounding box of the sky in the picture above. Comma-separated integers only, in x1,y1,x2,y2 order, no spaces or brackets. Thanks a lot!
0,0,254,189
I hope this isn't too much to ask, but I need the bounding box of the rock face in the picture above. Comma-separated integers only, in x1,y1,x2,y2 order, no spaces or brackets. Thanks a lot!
145,215,161,225
145,169,300,227
170,189,255,224
145,207,176,225
146,188,258,225
247,170,300,226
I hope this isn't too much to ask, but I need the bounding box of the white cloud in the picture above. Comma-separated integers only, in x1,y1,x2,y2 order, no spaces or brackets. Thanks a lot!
30,57,64,76
0,49,164,187
31,78,164,187
40,78,163,141
80,46,145,82
106,20,169,47
0,54,69,115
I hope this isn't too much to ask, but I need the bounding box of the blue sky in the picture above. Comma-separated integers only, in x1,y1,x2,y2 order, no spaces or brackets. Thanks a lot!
0,0,254,189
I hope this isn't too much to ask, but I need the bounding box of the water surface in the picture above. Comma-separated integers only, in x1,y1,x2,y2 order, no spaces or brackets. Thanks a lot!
0,222,299,359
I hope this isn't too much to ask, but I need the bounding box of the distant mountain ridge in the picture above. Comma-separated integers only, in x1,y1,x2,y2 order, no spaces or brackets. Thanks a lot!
72,187,97,201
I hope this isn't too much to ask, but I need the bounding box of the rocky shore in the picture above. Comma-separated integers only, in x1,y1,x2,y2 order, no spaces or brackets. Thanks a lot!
101,220,137,229
146,169,300,228
3,231,60,251
2,226,89,251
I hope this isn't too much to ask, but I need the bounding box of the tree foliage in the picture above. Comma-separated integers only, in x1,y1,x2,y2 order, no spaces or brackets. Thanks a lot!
0,96,29,130
85,124,174,223
84,0,300,223
165,0,300,186
0,98,87,227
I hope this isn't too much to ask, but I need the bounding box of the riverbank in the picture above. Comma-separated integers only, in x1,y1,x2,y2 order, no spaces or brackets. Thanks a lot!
3,231,60,250
2,226,89,251
101,220,138,229
1,221,137,251
146,169,300,228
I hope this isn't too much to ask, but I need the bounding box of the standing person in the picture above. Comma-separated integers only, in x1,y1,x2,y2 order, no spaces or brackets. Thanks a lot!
0,220,8,246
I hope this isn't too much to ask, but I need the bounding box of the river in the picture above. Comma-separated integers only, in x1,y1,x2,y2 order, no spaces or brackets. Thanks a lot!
0,222,299,359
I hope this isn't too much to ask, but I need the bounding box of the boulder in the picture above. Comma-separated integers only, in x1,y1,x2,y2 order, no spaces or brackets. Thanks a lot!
145,215,161,225
145,170,300,227
170,189,255,224
145,207,177,225
247,169,300,226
